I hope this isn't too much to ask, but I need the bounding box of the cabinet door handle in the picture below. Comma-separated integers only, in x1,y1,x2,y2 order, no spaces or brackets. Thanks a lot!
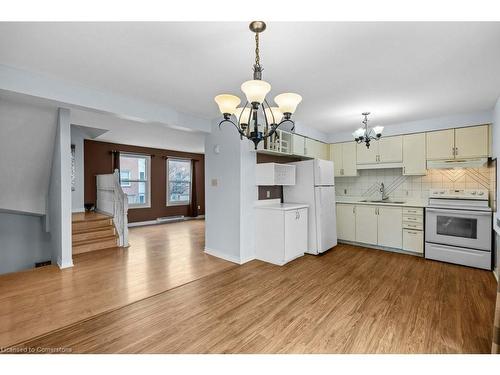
407,231,418,235
353,206,355,214
403,166,406,174
455,147,458,156
407,217,417,221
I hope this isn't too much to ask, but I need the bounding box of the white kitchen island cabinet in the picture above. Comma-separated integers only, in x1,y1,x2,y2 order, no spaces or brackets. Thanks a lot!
255,202,308,266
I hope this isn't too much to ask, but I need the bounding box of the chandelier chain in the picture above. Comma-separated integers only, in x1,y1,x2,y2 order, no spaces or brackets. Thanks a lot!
255,32,260,68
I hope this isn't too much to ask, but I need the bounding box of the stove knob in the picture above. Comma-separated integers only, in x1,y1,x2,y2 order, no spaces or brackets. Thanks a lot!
471,191,477,195
478,192,484,196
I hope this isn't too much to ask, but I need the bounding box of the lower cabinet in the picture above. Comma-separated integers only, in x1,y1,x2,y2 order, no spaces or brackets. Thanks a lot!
255,206,308,265
355,205,378,245
336,204,356,242
377,206,403,249
337,203,420,254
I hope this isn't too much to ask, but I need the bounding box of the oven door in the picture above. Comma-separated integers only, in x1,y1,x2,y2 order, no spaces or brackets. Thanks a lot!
425,208,492,251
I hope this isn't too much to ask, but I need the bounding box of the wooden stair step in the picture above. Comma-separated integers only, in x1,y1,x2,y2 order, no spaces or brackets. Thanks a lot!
72,236,119,255
72,212,113,223
73,227,116,242
72,218,113,233
72,224,115,235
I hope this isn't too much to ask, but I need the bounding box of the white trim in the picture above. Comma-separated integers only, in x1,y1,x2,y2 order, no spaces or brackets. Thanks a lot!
119,153,151,209
204,247,253,265
72,208,85,213
166,158,192,207
240,255,256,264
493,269,499,283
338,240,424,257
57,258,74,269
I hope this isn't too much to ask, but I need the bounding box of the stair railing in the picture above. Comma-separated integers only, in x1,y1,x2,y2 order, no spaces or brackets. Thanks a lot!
95,169,129,247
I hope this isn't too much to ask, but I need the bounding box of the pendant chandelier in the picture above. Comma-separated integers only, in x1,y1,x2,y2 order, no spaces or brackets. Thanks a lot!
214,21,302,149
352,112,384,149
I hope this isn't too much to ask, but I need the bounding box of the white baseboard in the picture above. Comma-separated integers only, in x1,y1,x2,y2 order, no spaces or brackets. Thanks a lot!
240,255,256,264
494,268,499,283
72,208,85,213
57,258,74,269
128,216,205,228
204,247,254,265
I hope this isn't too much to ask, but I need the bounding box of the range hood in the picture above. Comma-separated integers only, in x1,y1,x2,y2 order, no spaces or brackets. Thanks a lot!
426,158,488,169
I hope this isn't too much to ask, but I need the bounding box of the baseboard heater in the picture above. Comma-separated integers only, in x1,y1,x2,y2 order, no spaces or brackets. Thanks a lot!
157,215,185,223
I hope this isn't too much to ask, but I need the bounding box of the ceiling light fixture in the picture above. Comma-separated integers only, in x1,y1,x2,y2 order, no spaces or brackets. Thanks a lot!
353,112,384,149
214,21,302,149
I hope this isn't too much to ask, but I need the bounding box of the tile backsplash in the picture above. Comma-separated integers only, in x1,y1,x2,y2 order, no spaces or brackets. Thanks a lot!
335,167,494,203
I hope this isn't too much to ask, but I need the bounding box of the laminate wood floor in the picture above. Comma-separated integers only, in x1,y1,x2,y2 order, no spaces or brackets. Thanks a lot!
14,243,497,353
0,220,235,348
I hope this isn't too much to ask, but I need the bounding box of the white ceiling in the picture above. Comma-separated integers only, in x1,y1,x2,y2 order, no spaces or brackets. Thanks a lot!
0,22,499,134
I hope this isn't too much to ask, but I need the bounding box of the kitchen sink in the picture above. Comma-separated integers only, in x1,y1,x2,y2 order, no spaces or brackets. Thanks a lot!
359,199,406,204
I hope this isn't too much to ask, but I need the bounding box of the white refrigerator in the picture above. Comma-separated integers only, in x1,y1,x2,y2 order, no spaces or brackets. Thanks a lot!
283,159,337,255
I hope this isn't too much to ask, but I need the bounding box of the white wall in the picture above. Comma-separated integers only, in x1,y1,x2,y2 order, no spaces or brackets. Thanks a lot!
71,108,205,154
327,110,493,143
0,94,57,215
492,97,500,276
47,108,73,269
204,120,258,263
0,212,51,275
71,125,85,212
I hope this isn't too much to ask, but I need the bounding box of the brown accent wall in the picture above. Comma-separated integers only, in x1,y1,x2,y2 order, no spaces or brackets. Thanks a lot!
84,140,204,223
256,153,301,201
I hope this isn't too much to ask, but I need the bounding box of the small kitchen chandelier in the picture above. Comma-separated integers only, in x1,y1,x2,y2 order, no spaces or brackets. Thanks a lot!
352,112,384,149
214,21,302,149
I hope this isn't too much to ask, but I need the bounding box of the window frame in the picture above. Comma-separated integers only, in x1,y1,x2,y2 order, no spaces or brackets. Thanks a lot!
119,152,151,209
119,170,131,187
166,158,192,207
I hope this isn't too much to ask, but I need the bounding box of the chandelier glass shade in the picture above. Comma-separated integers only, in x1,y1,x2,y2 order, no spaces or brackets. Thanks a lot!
214,21,302,149
353,112,384,149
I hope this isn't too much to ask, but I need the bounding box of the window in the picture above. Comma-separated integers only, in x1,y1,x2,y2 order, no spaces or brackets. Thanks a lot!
119,153,151,208
167,159,192,206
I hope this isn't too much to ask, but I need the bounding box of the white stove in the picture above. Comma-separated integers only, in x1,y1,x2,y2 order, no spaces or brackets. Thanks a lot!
425,188,492,270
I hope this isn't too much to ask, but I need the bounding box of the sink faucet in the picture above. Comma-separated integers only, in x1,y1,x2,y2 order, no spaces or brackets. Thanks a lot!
380,182,389,201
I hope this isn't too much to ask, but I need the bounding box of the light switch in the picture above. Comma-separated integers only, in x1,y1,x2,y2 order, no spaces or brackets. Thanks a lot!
211,178,218,187
266,190,271,198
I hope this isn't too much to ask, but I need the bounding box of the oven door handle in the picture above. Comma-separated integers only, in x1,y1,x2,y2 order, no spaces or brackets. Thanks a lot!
426,207,492,216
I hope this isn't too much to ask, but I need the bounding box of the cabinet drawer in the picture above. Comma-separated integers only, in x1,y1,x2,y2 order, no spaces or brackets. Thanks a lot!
403,229,423,253
403,222,423,230
402,207,423,216
402,215,423,224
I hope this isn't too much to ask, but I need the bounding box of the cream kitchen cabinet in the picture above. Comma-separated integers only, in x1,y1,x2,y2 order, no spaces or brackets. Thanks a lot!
336,203,356,242
292,134,306,156
403,133,426,175
255,204,308,266
426,129,456,160
305,138,328,159
356,136,402,167
355,205,378,245
454,125,489,158
377,206,403,249
330,142,358,177
426,125,489,160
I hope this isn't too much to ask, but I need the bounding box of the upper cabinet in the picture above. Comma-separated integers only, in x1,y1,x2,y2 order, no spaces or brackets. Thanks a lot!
356,136,402,167
426,129,455,160
454,125,489,159
305,138,328,159
330,142,358,177
403,133,426,175
426,125,489,160
292,134,306,157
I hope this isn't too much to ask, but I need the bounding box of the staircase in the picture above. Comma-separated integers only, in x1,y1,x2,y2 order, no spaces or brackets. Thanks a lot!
72,212,119,255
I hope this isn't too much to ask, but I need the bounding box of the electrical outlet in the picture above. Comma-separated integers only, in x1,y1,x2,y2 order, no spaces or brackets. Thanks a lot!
266,190,271,198
211,178,218,187
197,205,201,210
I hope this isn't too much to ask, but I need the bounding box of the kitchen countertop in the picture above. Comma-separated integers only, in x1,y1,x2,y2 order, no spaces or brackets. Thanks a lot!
254,202,309,211
336,196,427,208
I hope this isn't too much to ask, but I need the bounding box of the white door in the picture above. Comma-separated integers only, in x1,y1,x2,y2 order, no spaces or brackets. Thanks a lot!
314,159,335,186
378,136,403,163
284,209,308,261
315,187,337,252
342,142,358,176
426,129,455,160
403,133,426,175
355,205,378,245
336,204,356,242
454,125,489,158
356,141,378,164
377,206,403,248
331,143,343,177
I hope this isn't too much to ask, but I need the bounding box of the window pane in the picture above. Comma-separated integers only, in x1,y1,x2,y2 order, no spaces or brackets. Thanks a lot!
120,155,147,181
122,182,147,205
169,182,190,203
167,159,191,205
168,160,191,182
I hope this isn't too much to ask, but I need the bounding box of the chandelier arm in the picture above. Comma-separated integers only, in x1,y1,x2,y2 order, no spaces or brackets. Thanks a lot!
263,118,295,139
263,99,276,125
218,119,246,138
